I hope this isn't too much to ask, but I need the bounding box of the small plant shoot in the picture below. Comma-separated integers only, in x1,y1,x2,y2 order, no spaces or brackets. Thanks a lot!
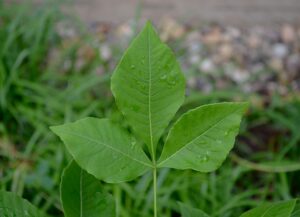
50,21,248,216
5,21,298,217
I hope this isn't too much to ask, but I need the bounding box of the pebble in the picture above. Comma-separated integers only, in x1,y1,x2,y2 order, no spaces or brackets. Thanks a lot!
200,58,215,73
100,43,112,61
272,43,288,59
281,24,296,43
59,18,300,96
286,54,300,76
269,58,283,71
219,43,233,60
231,68,249,83
159,17,185,41
202,26,222,45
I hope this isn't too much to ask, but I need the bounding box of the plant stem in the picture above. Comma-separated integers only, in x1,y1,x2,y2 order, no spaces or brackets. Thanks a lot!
114,185,121,217
153,166,157,217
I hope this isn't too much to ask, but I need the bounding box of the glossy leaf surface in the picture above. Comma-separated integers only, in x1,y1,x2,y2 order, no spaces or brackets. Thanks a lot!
158,102,248,172
0,191,44,217
111,21,185,157
61,161,115,217
179,203,210,217
240,199,297,217
51,118,152,183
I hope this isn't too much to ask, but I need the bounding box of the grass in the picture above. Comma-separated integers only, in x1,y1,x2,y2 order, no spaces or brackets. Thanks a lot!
0,1,113,215
0,1,299,216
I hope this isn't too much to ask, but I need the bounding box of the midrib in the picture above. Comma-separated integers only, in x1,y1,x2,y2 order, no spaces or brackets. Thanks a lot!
147,27,155,161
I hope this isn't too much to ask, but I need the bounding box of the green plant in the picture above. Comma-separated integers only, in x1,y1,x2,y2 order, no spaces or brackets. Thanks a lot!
50,21,247,216
1,188,299,217
179,199,300,217
1,20,299,217
0,1,116,213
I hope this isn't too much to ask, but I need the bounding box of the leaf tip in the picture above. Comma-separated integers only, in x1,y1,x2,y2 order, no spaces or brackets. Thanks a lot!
49,125,61,135
240,101,250,112
145,20,153,27
143,20,157,34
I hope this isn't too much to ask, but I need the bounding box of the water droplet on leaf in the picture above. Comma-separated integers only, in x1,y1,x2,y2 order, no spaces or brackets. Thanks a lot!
130,141,136,149
160,74,167,81
198,154,209,162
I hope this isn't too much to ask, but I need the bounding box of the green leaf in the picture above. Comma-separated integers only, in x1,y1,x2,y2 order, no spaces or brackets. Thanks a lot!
231,153,300,172
240,199,297,217
291,199,300,217
111,21,185,157
61,160,115,217
0,191,44,217
179,203,210,217
51,118,152,183
158,102,248,172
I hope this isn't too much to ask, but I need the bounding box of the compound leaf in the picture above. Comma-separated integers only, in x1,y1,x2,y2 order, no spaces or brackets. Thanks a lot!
179,203,210,217
51,118,152,183
0,191,44,217
61,160,115,217
158,102,248,172
240,199,297,217
111,21,185,158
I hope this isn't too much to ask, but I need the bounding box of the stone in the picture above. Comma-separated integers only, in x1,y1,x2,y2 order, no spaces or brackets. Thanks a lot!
189,54,201,65
231,68,249,83
202,26,222,45
286,54,300,76
281,24,296,43
247,34,261,48
272,43,288,59
100,43,112,61
200,58,215,73
269,58,283,71
219,43,233,60
159,17,185,41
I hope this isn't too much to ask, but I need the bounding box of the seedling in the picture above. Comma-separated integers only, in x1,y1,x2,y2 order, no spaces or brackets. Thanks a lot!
1,21,299,217
50,21,247,216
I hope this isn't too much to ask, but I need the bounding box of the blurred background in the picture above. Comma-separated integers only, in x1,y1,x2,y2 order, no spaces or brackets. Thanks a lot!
0,0,300,216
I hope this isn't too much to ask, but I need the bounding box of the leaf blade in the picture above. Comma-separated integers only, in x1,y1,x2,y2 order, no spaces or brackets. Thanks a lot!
51,118,152,183
158,102,248,172
111,21,185,157
0,191,44,217
179,203,210,217
240,200,297,217
61,160,115,217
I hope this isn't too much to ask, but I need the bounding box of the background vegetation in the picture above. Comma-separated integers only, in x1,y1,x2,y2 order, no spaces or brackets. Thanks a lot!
0,1,299,216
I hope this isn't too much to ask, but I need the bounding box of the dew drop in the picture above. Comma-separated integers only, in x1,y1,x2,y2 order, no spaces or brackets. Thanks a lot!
198,154,209,163
224,131,229,136
130,141,136,149
160,74,167,81
112,154,118,159
140,83,146,90
136,81,146,90
167,77,176,87
130,64,135,69
217,140,222,144
119,165,126,172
